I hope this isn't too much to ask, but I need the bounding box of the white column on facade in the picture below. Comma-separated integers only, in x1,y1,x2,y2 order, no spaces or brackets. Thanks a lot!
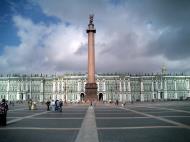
30,80,32,99
63,81,66,102
186,79,190,98
21,82,24,100
160,80,163,90
127,79,131,102
103,80,106,101
6,80,10,100
84,80,87,94
40,80,44,102
77,81,80,92
23,92,26,101
77,81,80,101
103,80,106,91
61,80,64,101
22,81,26,101
160,80,163,99
103,93,106,101
61,80,63,92
58,80,61,99
119,80,122,92
16,92,20,100
28,82,30,99
17,81,20,100
26,82,28,92
25,82,28,100
40,80,43,92
156,81,160,99
23,81,26,101
119,80,122,102
53,81,55,92
123,80,126,102
66,80,68,101
97,81,99,92
160,80,163,93
57,81,60,94
123,80,126,92
151,81,154,99
21,81,24,92
174,80,177,99
140,80,144,101
52,81,56,100
164,79,168,100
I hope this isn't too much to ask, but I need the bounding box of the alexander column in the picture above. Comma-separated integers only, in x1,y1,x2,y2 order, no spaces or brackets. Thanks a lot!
85,15,97,101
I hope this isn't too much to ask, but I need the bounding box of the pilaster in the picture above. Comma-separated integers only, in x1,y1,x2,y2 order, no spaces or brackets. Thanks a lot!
103,80,106,92
40,80,44,102
6,79,10,100
127,79,131,102
156,81,160,99
164,79,168,100
186,79,190,98
151,81,155,99
174,80,177,99
140,79,144,101
123,80,127,102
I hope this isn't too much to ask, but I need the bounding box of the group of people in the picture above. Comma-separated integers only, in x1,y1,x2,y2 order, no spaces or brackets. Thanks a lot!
46,99,63,112
0,99,8,127
0,98,64,127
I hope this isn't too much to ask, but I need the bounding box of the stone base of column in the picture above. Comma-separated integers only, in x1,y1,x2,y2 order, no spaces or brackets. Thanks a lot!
85,83,97,102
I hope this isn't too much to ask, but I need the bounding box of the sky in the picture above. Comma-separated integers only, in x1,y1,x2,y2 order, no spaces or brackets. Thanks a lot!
0,0,190,75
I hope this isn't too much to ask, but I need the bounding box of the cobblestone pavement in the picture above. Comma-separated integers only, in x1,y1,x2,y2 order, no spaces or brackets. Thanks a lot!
0,101,190,142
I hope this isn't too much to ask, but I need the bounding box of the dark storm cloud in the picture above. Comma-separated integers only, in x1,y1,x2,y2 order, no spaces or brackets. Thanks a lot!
127,0,190,26
101,32,139,58
147,27,190,60
131,0,190,60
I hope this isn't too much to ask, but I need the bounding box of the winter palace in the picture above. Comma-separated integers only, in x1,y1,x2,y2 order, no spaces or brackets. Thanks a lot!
0,68,190,103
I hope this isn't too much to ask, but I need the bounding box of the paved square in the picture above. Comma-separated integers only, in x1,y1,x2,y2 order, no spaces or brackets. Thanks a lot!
0,101,190,142
0,104,88,142
95,101,190,142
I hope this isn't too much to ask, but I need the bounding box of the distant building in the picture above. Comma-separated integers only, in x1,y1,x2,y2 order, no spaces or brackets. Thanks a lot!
0,72,190,103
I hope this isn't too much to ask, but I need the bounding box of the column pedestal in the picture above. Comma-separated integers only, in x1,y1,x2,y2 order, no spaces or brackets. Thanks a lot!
85,83,97,102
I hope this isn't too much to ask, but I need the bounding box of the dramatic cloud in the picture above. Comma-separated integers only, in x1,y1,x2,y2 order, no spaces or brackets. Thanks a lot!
0,15,87,74
0,0,190,74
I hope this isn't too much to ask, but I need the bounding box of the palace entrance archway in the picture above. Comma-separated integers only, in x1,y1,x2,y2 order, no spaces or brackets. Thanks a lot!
98,93,103,101
80,93,85,101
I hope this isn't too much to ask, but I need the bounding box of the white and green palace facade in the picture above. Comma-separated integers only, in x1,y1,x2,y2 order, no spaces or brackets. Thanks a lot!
0,73,190,102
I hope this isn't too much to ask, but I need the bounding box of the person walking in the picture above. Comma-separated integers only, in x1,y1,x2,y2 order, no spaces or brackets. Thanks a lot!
55,100,59,111
116,99,119,106
46,100,51,111
90,101,92,106
28,99,32,110
59,100,63,112
0,99,9,127
51,100,55,111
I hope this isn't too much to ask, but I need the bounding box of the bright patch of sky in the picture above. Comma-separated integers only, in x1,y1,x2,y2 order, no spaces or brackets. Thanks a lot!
0,0,61,51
